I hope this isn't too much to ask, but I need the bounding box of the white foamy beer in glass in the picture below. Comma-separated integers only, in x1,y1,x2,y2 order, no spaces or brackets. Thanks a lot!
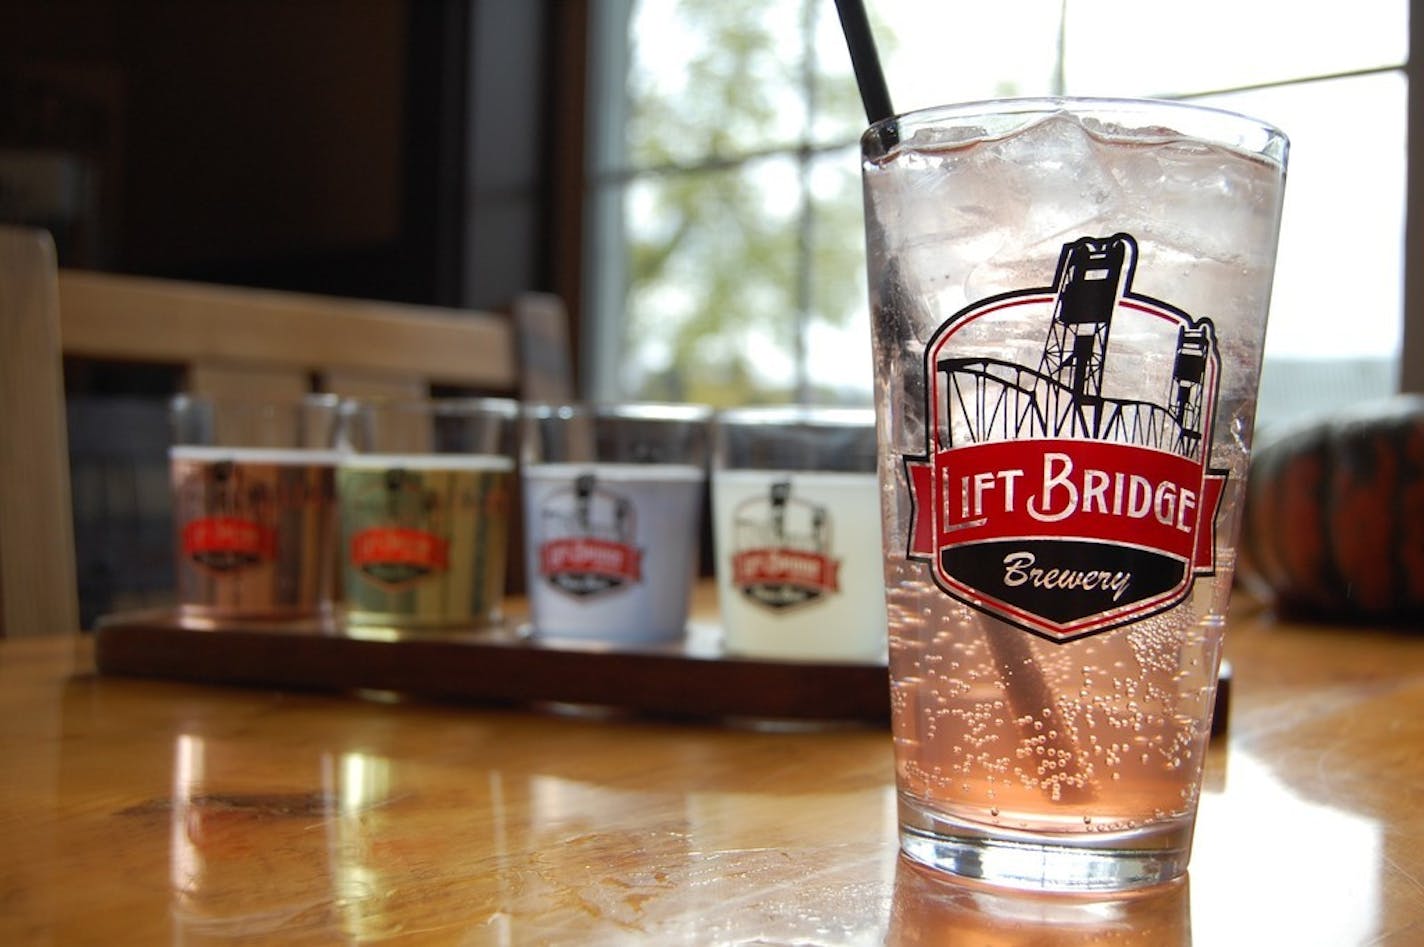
521,403,710,643
861,98,1287,889
335,398,516,630
169,394,341,624
712,407,887,662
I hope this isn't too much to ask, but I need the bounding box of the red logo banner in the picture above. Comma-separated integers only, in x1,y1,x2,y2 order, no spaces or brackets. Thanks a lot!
351,527,450,574
732,547,840,594
908,440,1224,571
182,516,277,563
540,537,642,584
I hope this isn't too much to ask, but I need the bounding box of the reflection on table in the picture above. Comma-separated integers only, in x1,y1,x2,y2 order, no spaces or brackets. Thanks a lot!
3,592,1423,944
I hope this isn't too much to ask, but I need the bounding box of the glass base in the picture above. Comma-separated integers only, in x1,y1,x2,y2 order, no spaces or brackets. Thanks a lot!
175,602,332,630
899,797,1192,892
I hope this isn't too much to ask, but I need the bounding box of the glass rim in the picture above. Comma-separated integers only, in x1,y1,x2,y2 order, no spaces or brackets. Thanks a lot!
862,95,1288,164
715,404,875,428
522,401,713,423
336,396,519,419
170,392,341,412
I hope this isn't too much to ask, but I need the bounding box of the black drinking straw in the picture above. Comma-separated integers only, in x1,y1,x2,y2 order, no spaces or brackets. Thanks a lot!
834,0,893,122
834,0,898,146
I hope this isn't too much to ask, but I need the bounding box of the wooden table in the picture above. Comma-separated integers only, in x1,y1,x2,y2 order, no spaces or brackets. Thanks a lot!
3,593,1423,945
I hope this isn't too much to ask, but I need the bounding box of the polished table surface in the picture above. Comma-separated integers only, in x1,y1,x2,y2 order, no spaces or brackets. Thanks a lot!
3,594,1424,945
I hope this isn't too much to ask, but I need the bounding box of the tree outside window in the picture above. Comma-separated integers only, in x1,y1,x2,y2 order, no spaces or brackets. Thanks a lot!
587,0,1409,429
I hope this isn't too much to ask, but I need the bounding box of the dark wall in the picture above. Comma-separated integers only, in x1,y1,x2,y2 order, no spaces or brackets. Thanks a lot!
0,0,562,310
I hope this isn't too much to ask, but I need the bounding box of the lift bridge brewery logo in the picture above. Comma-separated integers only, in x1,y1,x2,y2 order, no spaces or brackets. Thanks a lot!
348,468,453,587
538,473,643,596
904,234,1227,642
179,458,325,572
731,480,842,609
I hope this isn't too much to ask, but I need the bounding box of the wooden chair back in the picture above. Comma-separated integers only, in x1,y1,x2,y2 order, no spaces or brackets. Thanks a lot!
0,224,529,636
59,268,517,400
0,227,78,636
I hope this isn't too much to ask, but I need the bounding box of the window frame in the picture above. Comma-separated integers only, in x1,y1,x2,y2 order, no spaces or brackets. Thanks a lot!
575,0,1424,401
1405,0,1423,393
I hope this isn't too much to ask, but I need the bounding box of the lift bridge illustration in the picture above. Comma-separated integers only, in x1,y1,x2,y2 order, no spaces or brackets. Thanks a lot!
937,235,1211,459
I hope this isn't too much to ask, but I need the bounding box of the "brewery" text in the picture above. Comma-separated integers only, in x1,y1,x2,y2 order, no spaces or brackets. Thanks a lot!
1002,550,1132,602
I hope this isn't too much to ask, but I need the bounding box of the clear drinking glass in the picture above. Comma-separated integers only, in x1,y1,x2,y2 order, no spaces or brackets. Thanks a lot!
169,394,341,625
521,402,710,643
712,406,888,662
861,98,1288,889
335,398,517,630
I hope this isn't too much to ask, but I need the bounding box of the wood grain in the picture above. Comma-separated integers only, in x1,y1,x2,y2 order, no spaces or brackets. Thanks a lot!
4,606,1424,943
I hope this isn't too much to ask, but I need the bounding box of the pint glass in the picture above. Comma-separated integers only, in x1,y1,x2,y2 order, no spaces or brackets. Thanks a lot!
521,402,710,644
335,398,517,630
861,99,1287,889
170,394,341,625
712,406,887,662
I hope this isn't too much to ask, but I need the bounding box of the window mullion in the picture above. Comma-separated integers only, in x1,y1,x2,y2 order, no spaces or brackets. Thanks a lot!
1403,0,1424,393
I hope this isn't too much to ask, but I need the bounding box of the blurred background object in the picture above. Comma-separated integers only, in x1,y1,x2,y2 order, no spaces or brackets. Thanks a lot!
4,0,1422,626
1239,394,1424,624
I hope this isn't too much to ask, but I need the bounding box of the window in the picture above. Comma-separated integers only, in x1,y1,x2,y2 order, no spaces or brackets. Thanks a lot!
585,0,1411,430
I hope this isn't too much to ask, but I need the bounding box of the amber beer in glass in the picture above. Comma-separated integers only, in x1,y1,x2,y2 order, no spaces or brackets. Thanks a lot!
170,395,340,624
860,99,1287,889
336,398,516,630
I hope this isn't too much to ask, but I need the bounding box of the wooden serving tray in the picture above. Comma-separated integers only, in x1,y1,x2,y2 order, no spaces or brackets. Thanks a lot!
91,582,1230,732
93,609,893,725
